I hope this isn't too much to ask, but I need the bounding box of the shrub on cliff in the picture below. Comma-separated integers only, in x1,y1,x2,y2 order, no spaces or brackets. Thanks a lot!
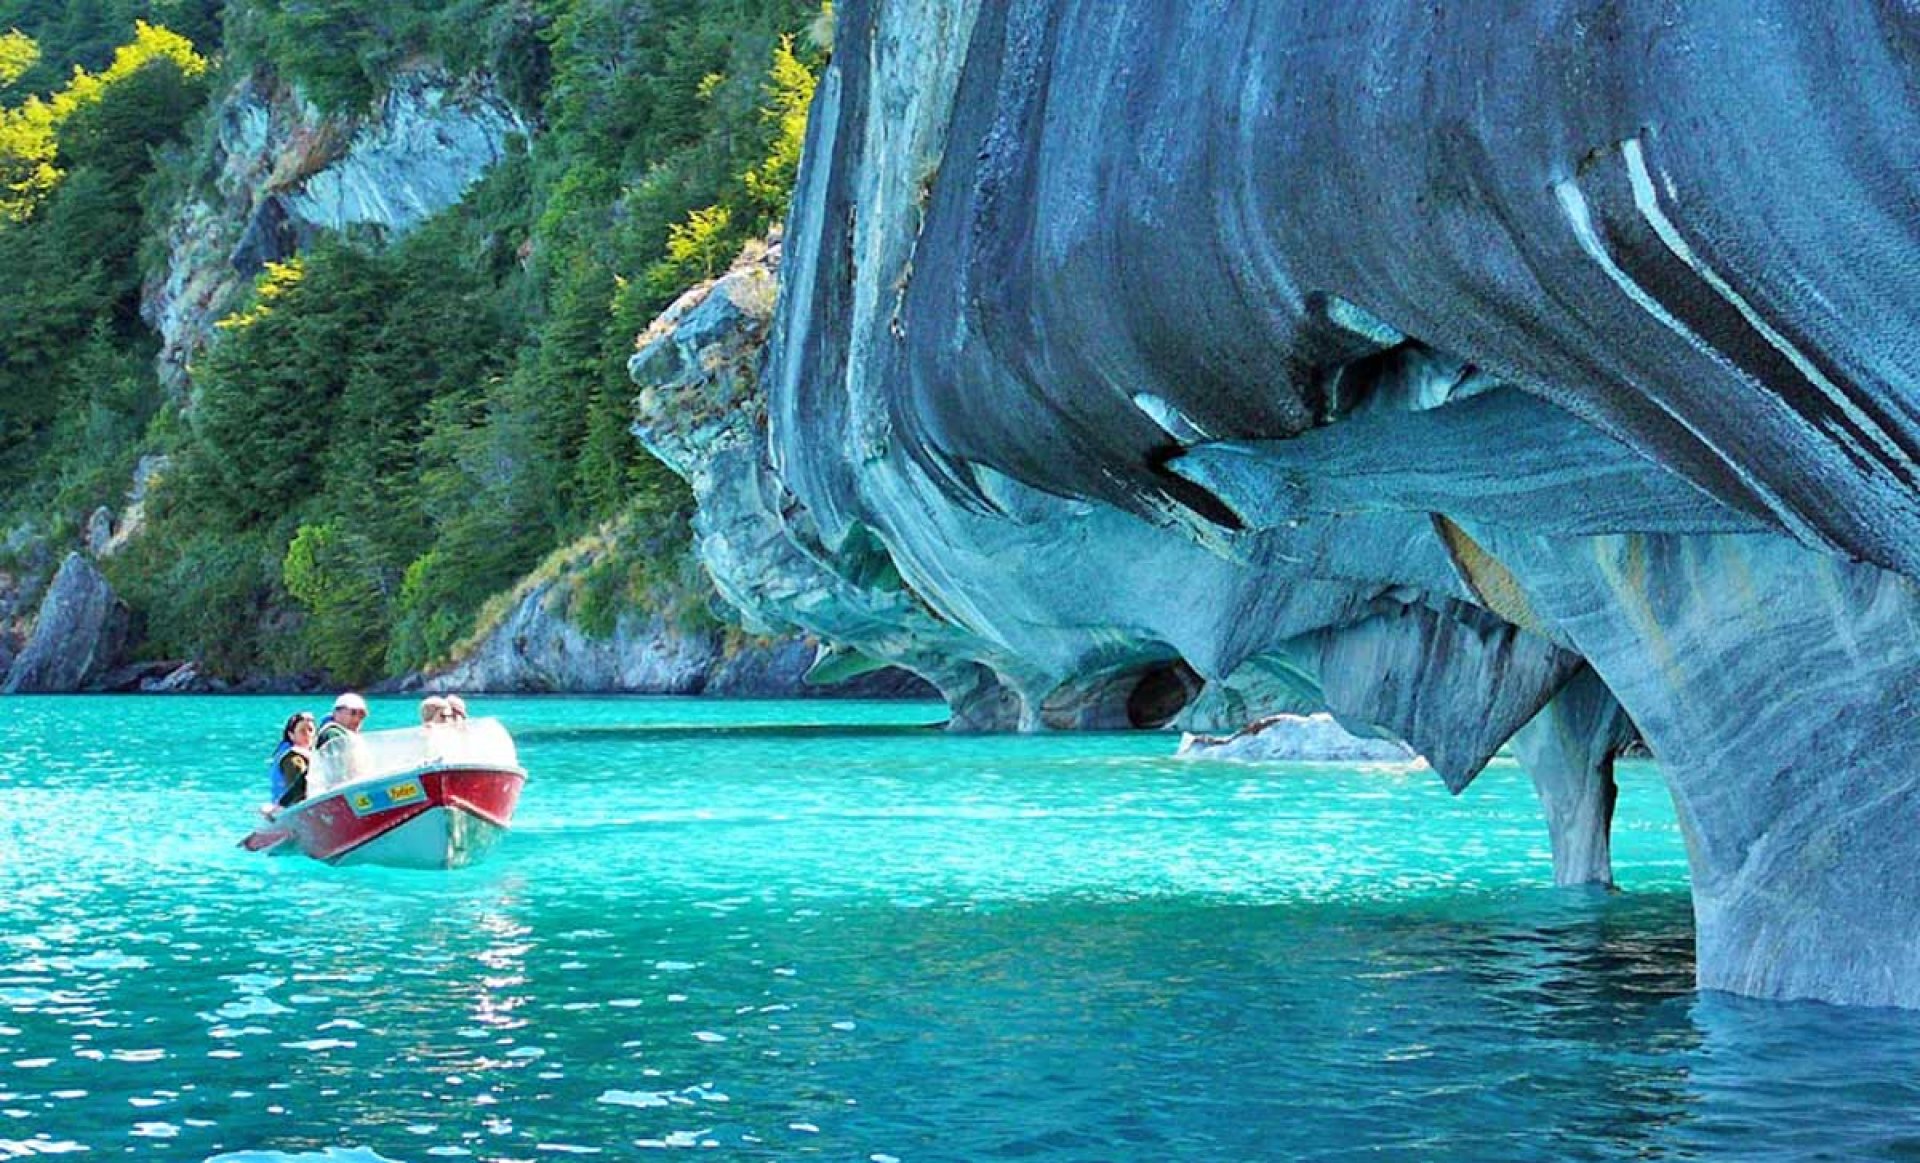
139,224,515,676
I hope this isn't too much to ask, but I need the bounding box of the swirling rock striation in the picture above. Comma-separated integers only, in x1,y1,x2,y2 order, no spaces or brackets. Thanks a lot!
639,1,1920,1007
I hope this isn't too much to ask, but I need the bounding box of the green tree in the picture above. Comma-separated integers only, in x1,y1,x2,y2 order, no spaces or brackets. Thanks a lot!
283,521,389,683
0,20,205,499
183,245,389,525
12,3,834,684
0,2,221,91
0,20,207,222
0,88,57,221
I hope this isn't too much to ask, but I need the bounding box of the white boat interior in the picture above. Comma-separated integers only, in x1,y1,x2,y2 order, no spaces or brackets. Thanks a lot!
308,716,522,798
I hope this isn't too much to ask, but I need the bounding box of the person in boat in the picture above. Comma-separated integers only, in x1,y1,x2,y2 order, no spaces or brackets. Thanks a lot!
311,691,371,790
269,711,318,810
420,695,449,725
316,691,369,750
446,693,468,722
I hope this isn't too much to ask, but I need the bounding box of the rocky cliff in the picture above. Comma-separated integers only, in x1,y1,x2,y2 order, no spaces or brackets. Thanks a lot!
143,67,525,392
0,66,529,693
642,1,1920,1008
432,492,932,699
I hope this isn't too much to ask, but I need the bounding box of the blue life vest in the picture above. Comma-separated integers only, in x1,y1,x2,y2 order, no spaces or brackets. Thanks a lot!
269,740,294,800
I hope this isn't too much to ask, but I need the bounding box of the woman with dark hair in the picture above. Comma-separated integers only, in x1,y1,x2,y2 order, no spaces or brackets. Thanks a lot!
270,711,318,810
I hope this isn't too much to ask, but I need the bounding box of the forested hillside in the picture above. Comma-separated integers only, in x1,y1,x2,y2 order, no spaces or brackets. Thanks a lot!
0,0,825,686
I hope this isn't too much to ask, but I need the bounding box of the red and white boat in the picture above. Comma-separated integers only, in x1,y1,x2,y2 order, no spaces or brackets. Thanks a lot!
243,718,527,869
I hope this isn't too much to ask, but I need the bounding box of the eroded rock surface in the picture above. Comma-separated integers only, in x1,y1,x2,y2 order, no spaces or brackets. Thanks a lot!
1509,666,1640,888
637,2,1920,1005
431,483,931,699
430,578,793,695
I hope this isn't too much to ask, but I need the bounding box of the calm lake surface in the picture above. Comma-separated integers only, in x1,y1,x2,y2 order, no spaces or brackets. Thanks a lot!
2,694,1918,1161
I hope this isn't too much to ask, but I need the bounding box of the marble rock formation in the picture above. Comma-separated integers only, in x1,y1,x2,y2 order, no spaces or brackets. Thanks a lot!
4,553,129,693
632,241,1046,727
636,2,1920,1007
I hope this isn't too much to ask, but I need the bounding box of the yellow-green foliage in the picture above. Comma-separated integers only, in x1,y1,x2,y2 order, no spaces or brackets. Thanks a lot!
643,33,820,302
284,520,389,683
742,34,818,217
11,2,826,684
0,30,37,90
0,21,205,222
664,203,734,279
215,258,306,330
52,20,207,108
0,74,53,221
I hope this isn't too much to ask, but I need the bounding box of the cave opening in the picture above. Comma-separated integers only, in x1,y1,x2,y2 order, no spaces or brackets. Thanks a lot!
1125,659,1203,729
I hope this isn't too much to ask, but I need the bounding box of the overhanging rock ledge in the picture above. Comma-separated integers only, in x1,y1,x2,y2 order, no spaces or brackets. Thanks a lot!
636,1,1920,1008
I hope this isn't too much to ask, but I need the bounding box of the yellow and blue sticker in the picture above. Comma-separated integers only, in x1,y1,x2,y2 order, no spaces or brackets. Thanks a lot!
347,779,428,817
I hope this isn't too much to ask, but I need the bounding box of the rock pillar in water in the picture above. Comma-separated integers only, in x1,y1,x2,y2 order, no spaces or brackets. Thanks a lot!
1482,530,1920,1007
1510,665,1638,887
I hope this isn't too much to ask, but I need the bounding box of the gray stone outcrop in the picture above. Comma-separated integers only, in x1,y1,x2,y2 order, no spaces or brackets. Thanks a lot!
433,565,924,698
96,455,168,559
432,575,760,694
3,554,129,693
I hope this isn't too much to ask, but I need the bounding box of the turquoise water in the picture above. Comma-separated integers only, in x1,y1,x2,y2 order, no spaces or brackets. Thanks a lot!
2,695,1918,1161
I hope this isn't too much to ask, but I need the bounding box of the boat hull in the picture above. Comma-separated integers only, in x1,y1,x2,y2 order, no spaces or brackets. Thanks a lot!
268,767,525,869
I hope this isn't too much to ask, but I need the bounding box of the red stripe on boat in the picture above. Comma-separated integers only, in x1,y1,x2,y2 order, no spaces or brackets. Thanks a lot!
283,768,526,864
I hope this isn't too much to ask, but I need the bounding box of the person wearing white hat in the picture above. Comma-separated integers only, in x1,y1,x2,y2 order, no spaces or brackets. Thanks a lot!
316,691,369,752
